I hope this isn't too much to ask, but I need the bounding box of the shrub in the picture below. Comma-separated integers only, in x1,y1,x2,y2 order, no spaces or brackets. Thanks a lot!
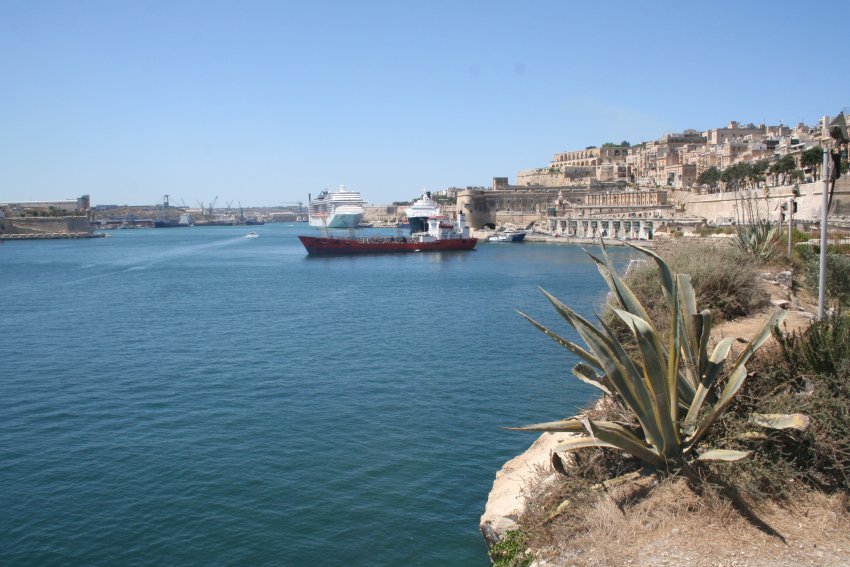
705,312,850,497
488,530,531,567
797,245,850,307
733,219,780,264
608,241,769,340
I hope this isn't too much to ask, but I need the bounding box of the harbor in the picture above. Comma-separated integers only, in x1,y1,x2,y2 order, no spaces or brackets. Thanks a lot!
0,222,631,565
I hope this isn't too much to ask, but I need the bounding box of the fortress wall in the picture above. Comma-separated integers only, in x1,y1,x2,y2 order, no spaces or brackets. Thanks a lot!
515,170,590,187
675,179,850,225
0,216,93,235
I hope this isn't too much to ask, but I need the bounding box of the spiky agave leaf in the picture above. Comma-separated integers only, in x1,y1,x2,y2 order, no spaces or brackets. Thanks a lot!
613,308,680,459
582,417,668,470
516,309,601,370
683,337,736,430
572,363,612,395
621,240,676,306
676,274,706,395
685,364,748,450
730,308,787,370
508,418,586,432
540,289,662,445
686,310,786,449
585,244,653,331
549,436,620,475
586,314,667,452
665,276,681,428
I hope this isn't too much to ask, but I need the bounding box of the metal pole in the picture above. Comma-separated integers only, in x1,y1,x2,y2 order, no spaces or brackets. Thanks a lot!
817,147,830,320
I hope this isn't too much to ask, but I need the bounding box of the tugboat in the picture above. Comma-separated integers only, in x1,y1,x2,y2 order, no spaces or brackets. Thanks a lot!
298,213,477,256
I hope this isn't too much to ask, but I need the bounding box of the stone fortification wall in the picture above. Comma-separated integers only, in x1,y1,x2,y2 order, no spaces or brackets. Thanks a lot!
674,178,850,225
0,216,93,235
515,168,591,187
458,188,571,229
493,212,539,228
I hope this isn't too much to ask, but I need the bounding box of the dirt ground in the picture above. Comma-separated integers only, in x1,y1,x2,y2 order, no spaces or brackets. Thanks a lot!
716,266,816,333
532,480,850,567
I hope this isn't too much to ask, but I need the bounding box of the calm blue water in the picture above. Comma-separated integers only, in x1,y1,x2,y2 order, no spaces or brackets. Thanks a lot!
0,224,633,565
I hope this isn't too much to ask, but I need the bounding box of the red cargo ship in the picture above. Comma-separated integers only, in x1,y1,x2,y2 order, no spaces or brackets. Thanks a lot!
298,213,477,256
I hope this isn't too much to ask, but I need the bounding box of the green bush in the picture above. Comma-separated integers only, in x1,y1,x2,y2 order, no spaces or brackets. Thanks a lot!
489,530,531,567
797,246,850,307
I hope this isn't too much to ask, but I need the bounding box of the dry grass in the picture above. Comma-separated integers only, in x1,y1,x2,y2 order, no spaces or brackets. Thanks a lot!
604,239,770,345
519,472,850,567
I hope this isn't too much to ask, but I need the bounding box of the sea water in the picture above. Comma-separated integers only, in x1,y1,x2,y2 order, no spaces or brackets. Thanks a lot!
0,224,634,565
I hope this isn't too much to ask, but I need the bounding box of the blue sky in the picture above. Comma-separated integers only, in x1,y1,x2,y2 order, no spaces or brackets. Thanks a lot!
2,0,848,206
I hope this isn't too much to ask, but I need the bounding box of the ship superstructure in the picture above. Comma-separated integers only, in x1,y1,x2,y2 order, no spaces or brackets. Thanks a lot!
308,185,366,229
404,191,442,234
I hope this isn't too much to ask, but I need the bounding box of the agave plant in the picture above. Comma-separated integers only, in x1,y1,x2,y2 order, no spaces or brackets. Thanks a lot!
514,241,797,472
733,219,780,264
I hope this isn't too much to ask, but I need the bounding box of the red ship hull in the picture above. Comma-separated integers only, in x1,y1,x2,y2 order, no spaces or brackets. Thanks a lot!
298,235,478,255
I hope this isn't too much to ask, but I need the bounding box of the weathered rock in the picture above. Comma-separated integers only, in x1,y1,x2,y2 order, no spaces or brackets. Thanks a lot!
771,299,791,309
776,271,793,288
480,432,572,549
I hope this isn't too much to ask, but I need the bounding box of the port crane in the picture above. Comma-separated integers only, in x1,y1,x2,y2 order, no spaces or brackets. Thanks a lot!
196,196,219,220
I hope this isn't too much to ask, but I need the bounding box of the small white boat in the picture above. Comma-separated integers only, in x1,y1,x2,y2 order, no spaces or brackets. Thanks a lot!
245,231,259,238
487,230,526,242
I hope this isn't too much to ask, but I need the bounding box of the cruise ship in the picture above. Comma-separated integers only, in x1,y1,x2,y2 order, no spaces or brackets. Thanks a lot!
308,185,366,229
404,191,442,234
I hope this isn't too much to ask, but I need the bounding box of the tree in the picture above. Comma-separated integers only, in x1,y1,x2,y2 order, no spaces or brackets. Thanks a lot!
697,166,721,190
721,163,752,191
752,159,770,177
750,160,770,188
620,140,631,147
801,146,823,178
771,155,796,186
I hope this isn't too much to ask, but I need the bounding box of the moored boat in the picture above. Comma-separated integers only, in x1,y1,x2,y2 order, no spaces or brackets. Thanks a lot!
404,191,442,234
487,230,526,242
299,213,477,255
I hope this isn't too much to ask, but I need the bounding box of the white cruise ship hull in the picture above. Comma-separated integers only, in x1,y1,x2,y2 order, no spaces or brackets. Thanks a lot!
309,211,363,229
